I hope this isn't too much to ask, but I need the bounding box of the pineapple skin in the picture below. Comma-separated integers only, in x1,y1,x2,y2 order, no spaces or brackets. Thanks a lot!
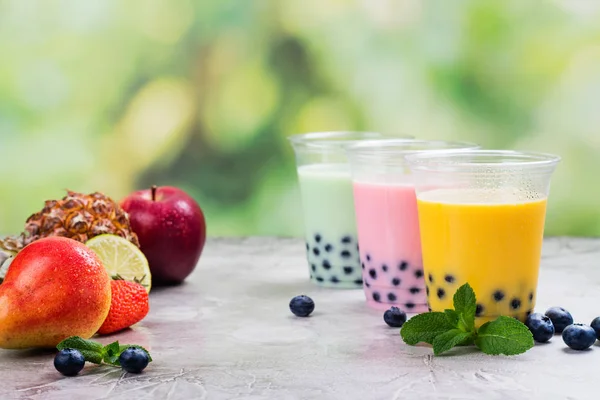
0,190,140,253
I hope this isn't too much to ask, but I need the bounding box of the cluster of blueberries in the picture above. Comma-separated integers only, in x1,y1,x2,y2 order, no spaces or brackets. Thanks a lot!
54,347,150,376
288,295,600,351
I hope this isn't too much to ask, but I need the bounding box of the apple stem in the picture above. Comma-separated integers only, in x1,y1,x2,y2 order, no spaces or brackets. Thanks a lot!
151,185,157,201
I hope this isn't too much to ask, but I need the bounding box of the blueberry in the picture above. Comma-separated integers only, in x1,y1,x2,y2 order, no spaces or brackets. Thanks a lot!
525,313,555,343
383,306,407,328
289,295,315,317
591,317,600,339
562,323,597,350
119,347,150,373
54,348,85,376
545,307,574,333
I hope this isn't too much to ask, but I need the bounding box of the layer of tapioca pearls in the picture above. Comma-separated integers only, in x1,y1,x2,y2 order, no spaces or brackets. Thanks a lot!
425,272,535,324
305,233,362,287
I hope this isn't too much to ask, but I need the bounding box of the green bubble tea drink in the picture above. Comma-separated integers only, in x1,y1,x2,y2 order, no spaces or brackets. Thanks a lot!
289,132,412,288
406,150,560,326
346,140,479,310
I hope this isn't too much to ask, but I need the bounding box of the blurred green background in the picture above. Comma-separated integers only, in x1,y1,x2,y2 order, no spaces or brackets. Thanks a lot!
0,0,599,237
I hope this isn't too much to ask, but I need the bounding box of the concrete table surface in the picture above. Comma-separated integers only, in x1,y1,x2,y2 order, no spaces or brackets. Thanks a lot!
1,237,599,400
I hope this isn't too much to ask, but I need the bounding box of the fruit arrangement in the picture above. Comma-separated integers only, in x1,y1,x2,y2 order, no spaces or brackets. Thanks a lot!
0,185,207,376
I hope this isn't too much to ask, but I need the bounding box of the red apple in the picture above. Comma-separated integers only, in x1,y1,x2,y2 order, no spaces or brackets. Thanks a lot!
120,185,206,285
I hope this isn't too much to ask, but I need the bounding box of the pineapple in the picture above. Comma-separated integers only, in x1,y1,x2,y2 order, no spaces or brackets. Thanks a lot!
0,190,140,254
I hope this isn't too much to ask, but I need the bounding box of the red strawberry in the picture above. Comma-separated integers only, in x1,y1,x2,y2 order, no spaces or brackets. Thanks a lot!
97,279,149,335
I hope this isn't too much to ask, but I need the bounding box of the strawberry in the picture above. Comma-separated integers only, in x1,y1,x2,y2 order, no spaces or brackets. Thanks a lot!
97,279,149,335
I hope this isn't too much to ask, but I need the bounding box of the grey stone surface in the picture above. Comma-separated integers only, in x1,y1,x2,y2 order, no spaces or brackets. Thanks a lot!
0,237,599,399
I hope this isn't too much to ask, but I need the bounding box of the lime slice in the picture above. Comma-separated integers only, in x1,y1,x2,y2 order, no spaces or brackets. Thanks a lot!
85,234,152,293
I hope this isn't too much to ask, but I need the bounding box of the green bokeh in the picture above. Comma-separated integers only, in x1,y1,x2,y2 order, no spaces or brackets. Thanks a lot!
0,0,599,237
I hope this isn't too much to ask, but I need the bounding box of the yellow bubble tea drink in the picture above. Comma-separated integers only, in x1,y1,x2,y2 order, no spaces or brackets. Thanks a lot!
406,150,560,325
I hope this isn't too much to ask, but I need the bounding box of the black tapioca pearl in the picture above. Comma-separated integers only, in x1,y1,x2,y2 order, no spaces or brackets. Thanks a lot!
392,278,401,286
493,290,505,302
314,234,321,243
437,288,446,299
399,261,408,271
372,292,381,302
426,286,430,296
409,287,421,294
388,293,397,302
382,264,388,272
322,260,331,270
361,262,365,270
324,244,333,252
366,254,371,261
340,250,352,258
365,281,371,288
316,276,324,282
414,269,424,279
354,278,363,285
510,298,521,310
311,264,316,272
428,273,434,283
331,276,339,283
475,304,484,317
343,266,353,275
356,244,359,251
406,302,415,309
369,269,377,279
306,243,309,251
313,247,320,256
444,274,455,283
528,292,534,302
341,236,352,244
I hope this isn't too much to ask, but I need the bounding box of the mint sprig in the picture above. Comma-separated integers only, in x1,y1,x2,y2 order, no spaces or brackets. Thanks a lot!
56,336,152,366
400,283,534,356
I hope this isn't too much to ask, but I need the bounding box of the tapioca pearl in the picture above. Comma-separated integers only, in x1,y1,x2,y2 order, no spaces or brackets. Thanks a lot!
444,274,455,284
356,244,359,251
529,292,534,302
409,287,421,294
414,269,424,279
369,269,377,279
353,278,363,285
510,298,521,310
399,261,408,271
361,262,365,270
312,247,320,256
373,292,381,302
406,302,415,309
382,264,388,272
325,244,333,252
315,234,322,243
340,250,352,258
475,304,484,317
331,276,339,283
343,266,354,275
493,290,505,302
392,278,401,286
366,254,371,262
306,243,309,251
425,286,430,296
311,264,316,272
315,276,324,282
365,281,371,288
428,274,434,284
387,293,397,302
322,260,331,270
437,288,446,299
341,236,352,244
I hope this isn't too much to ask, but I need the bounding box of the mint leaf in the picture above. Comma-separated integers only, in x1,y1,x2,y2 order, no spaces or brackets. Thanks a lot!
452,283,476,332
103,341,122,366
56,336,104,364
475,316,534,355
432,329,476,355
400,312,455,345
444,309,459,327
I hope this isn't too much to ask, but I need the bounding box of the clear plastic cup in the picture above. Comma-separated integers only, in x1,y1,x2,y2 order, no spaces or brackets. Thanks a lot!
288,131,413,289
405,150,560,324
346,140,480,310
